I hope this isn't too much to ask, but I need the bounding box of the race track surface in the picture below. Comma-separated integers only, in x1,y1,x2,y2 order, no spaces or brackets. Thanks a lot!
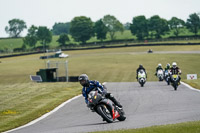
7,82,200,133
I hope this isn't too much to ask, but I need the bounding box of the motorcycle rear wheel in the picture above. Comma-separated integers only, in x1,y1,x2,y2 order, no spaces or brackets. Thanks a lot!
117,109,126,121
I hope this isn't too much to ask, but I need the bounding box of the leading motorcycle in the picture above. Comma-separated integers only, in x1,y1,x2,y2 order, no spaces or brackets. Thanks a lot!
87,89,126,123
170,74,180,91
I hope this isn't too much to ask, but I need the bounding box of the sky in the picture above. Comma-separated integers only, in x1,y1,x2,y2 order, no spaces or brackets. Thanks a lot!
0,0,200,37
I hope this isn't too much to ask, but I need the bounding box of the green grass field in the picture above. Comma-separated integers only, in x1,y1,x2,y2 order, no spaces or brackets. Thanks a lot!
0,45,200,132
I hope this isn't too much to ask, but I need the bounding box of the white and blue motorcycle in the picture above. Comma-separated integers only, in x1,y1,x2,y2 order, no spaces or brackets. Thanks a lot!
164,70,170,85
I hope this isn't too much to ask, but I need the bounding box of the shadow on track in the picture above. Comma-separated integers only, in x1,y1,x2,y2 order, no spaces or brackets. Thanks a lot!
67,121,121,128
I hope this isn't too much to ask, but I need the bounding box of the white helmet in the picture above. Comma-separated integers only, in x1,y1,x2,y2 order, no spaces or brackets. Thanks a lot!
172,62,177,68
158,63,162,67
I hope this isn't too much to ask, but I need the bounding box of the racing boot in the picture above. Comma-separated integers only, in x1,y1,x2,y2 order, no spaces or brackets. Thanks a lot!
109,94,123,108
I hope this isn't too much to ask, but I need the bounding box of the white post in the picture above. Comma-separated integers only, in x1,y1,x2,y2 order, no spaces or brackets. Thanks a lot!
65,60,68,82
46,60,50,68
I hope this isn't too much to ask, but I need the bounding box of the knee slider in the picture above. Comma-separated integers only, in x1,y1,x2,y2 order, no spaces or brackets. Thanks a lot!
110,93,114,98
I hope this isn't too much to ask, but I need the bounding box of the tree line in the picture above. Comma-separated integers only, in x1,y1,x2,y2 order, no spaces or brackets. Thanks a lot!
4,13,200,50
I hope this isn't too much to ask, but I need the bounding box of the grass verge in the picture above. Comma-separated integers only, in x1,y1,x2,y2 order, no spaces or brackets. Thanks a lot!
91,121,200,133
183,79,200,90
0,82,80,132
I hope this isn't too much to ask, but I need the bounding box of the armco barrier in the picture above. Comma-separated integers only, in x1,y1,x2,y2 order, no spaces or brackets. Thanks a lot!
0,43,200,59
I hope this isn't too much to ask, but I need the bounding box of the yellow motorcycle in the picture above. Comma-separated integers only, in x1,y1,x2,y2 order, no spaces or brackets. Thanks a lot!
170,74,180,91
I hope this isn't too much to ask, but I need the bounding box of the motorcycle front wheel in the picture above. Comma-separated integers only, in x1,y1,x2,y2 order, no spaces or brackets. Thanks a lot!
167,79,170,85
97,104,113,123
173,82,177,91
140,81,144,87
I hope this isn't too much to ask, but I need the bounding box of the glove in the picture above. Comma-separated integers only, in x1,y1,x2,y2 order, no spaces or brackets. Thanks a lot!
102,89,107,96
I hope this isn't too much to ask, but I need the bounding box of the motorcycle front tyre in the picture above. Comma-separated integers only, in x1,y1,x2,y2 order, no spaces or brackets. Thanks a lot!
173,82,177,91
174,85,177,91
97,104,113,123
167,80,170,85
141,83,144,87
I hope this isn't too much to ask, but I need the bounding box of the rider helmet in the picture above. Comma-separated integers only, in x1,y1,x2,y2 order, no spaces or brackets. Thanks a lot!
139,64,143,68
158,63,162,67
78,74,90,87
166,63,170,69
172,62,177,68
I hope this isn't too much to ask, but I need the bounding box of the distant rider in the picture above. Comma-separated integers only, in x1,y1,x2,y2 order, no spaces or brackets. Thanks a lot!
155,63,163,76
165,63,171,72
136,64,147,80
164,63,171,79
78,74,122,109
169,62,182,84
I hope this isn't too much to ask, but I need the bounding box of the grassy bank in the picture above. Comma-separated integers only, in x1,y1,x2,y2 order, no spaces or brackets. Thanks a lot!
0,45,200,132
183,79,200,90
0,82,80,132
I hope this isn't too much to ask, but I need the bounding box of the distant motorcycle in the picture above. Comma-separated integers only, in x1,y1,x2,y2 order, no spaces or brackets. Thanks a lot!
170,74,180,91
137,70,146,87
157,69,164,81
87,89,126,123
164,70,170,85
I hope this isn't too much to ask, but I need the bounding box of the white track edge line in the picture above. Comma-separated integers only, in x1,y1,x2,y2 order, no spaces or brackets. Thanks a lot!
181,81,200,92
3,95,82,133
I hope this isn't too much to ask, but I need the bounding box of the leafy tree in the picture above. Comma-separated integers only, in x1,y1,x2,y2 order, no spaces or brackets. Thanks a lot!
70,16,94,44
186,13,200,35
37,26,52,51
148,15,169,39
57,33,70,47
5,18,27,37
169,17,185,37
124,22,131,30
52,22,70,35
102,15,124,40
130,15,149,40
94,19,107,42
23,25,38,49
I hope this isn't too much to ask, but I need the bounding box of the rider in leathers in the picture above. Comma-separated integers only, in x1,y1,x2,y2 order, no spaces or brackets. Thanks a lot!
169,62,182,84
78,74,122,109
155,63,163,76
164,63,171,71
136,64,147,80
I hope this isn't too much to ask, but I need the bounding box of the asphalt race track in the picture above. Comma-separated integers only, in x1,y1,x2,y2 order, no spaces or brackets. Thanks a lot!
6,82,200,133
